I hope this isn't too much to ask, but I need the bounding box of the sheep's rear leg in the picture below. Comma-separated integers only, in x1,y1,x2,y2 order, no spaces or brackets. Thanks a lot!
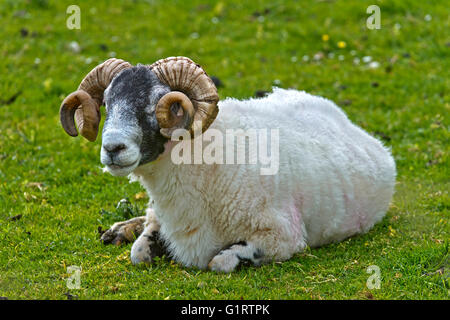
100,216,146,245
208,241,264,273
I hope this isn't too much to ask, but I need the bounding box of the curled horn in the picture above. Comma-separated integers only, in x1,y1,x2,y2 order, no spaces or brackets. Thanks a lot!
149,57,219,138
59,58,132,141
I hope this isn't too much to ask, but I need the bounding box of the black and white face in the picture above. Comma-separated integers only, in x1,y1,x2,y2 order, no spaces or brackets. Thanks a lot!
100,66,170,176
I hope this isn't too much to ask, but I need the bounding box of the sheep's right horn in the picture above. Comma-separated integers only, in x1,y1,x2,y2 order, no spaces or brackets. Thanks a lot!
59,58,132,141
60,90,100,141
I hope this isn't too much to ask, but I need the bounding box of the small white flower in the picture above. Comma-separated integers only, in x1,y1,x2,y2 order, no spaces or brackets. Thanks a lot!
116,198,130,209
85,57,93,64
362,56,372,63
338,55,345,61
350,50,357,56
368,61,380,69
394,23,401,30
68,41,81,53
328,52,335,59
273,79,282,86
290,56,298,62
353,57,360,65
190,32,199,39
424,14,432,21
211,17,219,24
302,55,309,62
108,51,116,58
34,57,41,64
313,52,323,61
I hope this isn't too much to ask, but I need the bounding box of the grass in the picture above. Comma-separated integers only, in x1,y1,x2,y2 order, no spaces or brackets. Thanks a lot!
0,0,448,300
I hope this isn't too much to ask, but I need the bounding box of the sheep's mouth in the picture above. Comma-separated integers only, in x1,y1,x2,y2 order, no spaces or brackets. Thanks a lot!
109,163,132,170
105,159,140,176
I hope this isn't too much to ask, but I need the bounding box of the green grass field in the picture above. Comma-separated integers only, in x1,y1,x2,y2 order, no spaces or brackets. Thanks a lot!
0,0,448,299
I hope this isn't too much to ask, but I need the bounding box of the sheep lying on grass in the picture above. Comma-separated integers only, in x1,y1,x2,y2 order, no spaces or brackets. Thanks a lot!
60,57,396,272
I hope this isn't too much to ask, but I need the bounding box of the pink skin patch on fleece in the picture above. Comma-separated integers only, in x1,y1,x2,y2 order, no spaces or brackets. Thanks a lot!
288,195,304,247
343,193,367,234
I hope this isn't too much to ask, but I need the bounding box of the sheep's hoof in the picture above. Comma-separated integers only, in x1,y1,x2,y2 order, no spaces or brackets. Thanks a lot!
130,230,166,265
208,241,264,273
208,252,241,273
100,216,146,245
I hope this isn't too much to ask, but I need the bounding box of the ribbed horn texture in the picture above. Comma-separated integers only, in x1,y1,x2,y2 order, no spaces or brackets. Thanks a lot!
149,57,219,136
59,58,132,141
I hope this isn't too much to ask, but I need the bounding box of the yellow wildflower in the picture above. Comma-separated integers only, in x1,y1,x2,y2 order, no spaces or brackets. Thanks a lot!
337,41,347,48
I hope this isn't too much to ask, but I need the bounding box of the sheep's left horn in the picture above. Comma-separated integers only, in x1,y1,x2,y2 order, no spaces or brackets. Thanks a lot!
59,58,132,141
149,57,219,138
155,91,195,138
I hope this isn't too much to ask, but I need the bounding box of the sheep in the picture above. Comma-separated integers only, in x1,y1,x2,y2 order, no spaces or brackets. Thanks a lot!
59,57,396,272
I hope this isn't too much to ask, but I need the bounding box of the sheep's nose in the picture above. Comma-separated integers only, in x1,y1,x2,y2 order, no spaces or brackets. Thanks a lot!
103,142,127,156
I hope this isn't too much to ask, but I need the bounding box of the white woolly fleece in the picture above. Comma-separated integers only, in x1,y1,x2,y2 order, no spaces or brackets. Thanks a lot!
130,88,396,269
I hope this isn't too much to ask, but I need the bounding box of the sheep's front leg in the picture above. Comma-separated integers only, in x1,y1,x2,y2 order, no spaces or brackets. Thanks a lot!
130,209,169,265
130,224,169,265
208,241,264,273
101,216,146,245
